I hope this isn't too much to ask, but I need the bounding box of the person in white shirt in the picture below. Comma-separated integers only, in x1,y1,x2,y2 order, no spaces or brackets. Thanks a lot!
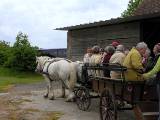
83,48,92,63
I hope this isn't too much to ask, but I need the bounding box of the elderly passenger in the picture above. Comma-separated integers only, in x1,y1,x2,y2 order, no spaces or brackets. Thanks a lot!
90,45,102,64
109,44,126,79
143,43,160,120
145,43,160,72
101,45,115,77
102,45,115,64
111,40,120,49
123,42,148,81
90,45,102,76
142,48,151,68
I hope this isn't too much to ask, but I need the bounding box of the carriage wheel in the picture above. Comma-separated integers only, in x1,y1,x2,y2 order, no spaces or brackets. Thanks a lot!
75,87,91,111
100,88,117,120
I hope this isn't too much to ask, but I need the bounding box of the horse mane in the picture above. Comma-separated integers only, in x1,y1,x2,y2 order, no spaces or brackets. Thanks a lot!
48,57,73,63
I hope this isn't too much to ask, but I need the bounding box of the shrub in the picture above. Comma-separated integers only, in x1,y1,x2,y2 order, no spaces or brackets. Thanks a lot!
6,32,38,71
0,40,11,66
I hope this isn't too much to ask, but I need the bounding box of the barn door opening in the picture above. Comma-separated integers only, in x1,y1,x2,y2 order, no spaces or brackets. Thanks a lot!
141,20,160,54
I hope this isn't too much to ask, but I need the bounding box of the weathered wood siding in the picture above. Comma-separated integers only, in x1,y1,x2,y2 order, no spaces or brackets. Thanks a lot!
67,22,140,61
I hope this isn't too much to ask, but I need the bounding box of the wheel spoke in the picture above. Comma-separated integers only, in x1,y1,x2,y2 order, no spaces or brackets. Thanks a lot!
78,100,83,108
101,106,107,115
108,110,114,119
100,89,116,120
84,100,89,105
104,111,108,120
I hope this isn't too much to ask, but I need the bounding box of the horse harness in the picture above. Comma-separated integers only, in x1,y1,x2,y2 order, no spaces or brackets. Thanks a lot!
42,58,72,81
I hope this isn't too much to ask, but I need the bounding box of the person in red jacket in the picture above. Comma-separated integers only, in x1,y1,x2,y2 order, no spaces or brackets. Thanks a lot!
111,40,120,48
101,45,115,77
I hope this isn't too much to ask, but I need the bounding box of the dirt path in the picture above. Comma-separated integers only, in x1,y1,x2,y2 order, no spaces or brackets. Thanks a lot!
0,82,136,120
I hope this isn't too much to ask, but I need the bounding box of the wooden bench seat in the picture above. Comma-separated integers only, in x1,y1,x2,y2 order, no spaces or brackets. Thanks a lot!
94,76,123,81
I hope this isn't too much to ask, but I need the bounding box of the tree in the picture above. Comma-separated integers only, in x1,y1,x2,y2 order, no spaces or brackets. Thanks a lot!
6,32,38,71
121,0,143,17
0,40,11,66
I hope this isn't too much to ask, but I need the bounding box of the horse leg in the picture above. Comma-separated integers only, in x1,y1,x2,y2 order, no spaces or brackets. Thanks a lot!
65,89,75,102
44,76,50,98
50,81,55,100
62,84,65,98
44,85,49,98
65,66,77,102
63,80,72,102
64,80,75,102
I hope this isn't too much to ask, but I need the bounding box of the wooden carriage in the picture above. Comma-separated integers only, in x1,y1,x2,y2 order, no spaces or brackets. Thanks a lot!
75,63,159,120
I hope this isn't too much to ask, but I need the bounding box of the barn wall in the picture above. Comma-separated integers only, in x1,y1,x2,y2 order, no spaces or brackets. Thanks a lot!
67,22,140,61
39,49,66,58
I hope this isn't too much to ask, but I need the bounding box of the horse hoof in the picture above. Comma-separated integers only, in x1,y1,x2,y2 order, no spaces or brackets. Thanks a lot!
65,93,75,102
49,97,55,100
65,99,70,102
65,98,73,102
61,95,65,98
43,95,48,98
72,98,76,102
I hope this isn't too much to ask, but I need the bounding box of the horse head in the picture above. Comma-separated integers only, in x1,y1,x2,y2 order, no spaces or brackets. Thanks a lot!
35,56,51,73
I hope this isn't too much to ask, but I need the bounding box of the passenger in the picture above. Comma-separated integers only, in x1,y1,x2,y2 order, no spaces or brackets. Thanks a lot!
90,45,102,76
124,48,130,56
100,48,104,56
123,42,148,81
109,44,126,79
101,45,115,77
90,45,102,64
143,43,160,120
83,48,92,64
142,48,152,70
102,45,115,64
145,43,160,72
111,40,120,49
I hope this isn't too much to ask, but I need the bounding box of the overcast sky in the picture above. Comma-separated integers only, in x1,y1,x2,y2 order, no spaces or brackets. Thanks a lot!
0,0,129,49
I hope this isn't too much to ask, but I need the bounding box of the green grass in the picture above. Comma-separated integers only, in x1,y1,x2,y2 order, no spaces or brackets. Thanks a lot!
0,67,43,92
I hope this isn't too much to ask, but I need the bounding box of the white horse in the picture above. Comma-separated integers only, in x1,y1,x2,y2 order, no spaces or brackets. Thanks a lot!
35,56,77,101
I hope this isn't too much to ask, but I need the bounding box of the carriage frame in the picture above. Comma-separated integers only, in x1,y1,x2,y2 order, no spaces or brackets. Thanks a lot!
74,63,158,120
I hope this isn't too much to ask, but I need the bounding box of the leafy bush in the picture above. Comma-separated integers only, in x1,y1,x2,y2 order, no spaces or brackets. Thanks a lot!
6,32,38,71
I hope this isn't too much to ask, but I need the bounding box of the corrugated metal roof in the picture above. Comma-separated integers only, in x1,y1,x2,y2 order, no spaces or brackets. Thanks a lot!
55,12,160,31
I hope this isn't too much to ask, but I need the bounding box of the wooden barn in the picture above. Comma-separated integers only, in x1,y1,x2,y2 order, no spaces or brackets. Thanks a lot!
55,0,160,61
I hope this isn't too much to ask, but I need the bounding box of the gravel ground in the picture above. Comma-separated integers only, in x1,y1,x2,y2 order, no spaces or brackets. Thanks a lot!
0,81,136,120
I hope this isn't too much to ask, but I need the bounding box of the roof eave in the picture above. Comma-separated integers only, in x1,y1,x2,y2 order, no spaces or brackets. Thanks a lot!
55,12,160,31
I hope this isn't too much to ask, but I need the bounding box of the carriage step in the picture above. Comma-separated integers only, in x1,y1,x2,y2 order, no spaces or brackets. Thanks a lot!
142,112,159,120
133,101,159,120
142,112,159,116
143,114,159,120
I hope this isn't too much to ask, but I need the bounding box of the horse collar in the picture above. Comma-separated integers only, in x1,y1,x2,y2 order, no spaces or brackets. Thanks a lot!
42,60,57,81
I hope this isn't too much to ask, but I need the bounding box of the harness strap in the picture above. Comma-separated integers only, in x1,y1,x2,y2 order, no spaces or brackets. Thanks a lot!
42,58,72,81
43,59,57,81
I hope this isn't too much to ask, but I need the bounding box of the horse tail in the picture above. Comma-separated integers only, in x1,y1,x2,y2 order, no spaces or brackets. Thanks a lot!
68,63,77,89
